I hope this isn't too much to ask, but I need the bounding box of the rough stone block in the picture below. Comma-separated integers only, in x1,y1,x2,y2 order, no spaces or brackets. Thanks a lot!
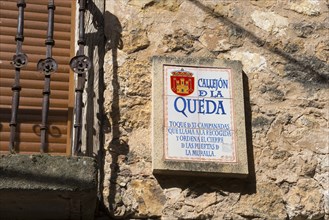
0,154,98,220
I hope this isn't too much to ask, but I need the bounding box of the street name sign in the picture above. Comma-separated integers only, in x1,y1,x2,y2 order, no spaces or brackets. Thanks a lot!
152,56,248,177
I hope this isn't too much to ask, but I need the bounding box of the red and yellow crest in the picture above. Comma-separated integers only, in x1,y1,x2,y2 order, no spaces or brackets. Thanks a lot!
170,70,194,96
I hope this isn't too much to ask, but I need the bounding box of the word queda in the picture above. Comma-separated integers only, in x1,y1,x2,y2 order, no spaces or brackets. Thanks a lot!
174,97,227,118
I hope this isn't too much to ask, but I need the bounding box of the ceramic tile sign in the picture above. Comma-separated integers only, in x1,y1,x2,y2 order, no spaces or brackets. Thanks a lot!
152,56,248,177
164,66,235,162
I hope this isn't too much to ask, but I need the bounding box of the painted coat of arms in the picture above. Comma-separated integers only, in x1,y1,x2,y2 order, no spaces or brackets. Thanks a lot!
170,69,194,96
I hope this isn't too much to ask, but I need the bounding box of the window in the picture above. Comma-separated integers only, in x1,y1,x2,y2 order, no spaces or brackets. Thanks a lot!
0,0,75,155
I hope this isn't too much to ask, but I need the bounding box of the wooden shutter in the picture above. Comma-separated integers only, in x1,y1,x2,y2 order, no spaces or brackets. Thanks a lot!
0,0,75,155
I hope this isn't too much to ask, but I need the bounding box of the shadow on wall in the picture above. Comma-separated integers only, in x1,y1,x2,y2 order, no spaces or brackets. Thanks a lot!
103,11,130,217
84,1,130,217
189,0,329,88
83,0,108,217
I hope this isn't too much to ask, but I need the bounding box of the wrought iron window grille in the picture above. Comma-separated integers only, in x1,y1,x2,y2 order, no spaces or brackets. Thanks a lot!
8,0,91,156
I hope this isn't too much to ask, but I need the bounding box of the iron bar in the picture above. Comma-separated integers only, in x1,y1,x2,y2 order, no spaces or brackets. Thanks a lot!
70,0,91,155
37,0,58,153
9,0,28,153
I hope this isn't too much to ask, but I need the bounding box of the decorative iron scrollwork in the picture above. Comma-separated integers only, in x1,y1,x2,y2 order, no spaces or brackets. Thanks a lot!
9,0,27,153
11,53,28,69
37,58,58,75
70,55,91,74
38,0,57,153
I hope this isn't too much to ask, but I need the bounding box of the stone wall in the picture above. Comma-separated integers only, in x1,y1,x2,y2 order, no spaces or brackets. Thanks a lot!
100,0,329,219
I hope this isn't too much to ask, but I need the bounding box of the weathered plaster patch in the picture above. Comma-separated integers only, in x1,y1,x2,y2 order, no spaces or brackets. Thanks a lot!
251,10,288,36
228,50,267,73
289,0,321,16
